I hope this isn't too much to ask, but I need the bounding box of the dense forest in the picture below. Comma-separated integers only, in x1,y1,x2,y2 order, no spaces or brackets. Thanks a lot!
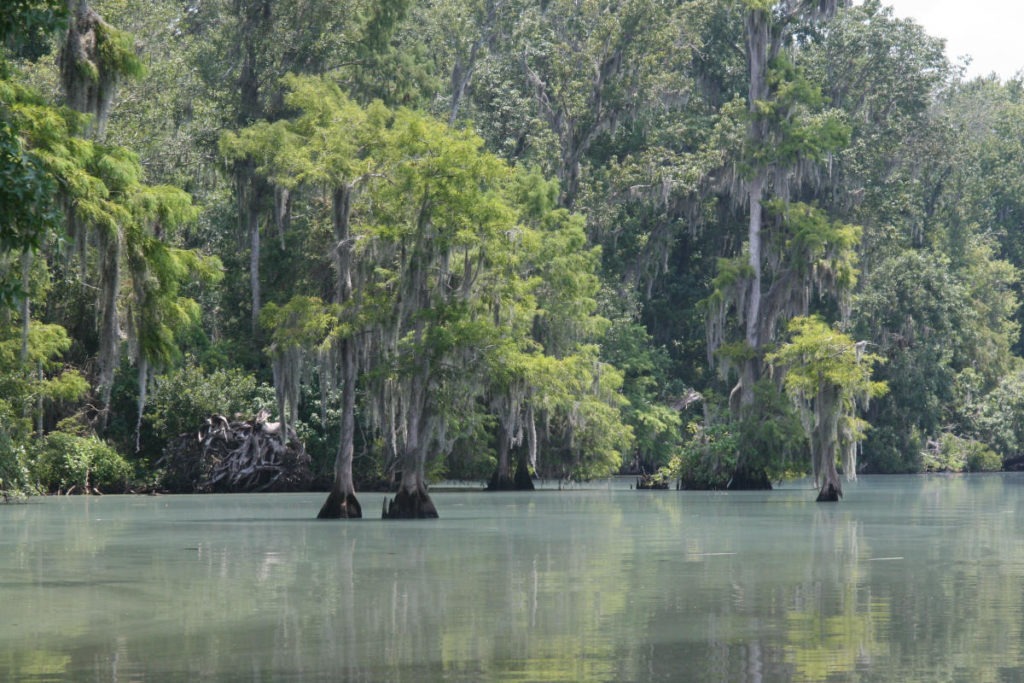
3,0,1024,511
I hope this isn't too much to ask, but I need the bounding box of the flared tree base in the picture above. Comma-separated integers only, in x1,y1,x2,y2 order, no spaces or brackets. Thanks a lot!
486,461,535,491
317,488,362,519
816,481,842,502
727,466,773,491
382,487,439,519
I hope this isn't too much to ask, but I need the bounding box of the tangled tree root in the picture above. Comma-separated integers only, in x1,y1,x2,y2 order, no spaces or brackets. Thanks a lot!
158,411,312,493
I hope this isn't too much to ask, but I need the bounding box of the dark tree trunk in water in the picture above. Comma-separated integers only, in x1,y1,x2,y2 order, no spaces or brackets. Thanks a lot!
382,371,438,519
816,480,842,502
727,465,772,491
317,340,361,518
318,186,361,519
318,484,362,518
513,458,535,490
813,385,843,502
383,470,438,519
487,458,535,491
488,422,512,489
487,423,535,491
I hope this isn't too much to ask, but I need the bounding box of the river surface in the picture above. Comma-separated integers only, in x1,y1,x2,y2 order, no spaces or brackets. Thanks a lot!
2,474,1023,682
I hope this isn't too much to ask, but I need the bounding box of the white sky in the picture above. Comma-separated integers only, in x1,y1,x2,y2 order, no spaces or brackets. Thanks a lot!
879,0,1024,80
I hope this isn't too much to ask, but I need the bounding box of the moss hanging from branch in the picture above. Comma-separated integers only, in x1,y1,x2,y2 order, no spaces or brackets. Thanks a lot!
766,316,886,501
59,0,143,139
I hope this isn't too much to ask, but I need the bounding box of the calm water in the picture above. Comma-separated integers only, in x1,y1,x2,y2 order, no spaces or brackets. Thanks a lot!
2,474,1023,682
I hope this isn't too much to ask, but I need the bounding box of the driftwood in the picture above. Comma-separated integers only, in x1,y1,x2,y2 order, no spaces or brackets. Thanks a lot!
158,410,312,493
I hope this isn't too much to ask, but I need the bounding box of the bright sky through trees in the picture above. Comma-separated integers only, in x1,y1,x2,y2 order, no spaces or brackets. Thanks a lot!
882,0,1024,80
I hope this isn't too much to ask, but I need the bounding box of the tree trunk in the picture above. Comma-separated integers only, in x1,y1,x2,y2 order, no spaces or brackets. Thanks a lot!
487,422,514,490
814,385,843,502
383,467,438,519
319,185,362,519
318,338,362,518
134,355,148,453
725,7,773,484
488,417,537,491
19,251,31,364
248,182,261,338
737,6,770,410
96,227,121,428
60,0,116,139
728,464,772,491
383,370,438,519
513,450,535,490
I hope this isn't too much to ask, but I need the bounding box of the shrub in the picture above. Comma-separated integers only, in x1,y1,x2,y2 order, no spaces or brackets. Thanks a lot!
921,433,1002,473
671,421,739,489
30,432,132,493
0,399,31,500
143,361,274,458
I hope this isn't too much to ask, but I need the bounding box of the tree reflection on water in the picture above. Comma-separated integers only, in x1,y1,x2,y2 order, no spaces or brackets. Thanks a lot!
1,476,1022,681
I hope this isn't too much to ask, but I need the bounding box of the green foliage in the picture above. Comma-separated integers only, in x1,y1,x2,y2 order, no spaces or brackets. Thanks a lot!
143,361,273,455
670,421,738,490
0,117,58,246
601,313,683,471
0,321,89,446
93,19,145,82
0,0,67,61
4,0,1024,500
736,379,809,479
0,77,61,306
769,316,885,401
128,185,219,369
753,54,851,169
921,433,1001,473
29,431,132,492
0,398,32,498
261,297,340,353
854,243,1018,472
767,316,886,482
962,367,1024,463
766,201,861,295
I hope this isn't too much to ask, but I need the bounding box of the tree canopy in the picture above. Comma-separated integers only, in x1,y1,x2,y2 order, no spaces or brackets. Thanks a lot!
2,0,1022,506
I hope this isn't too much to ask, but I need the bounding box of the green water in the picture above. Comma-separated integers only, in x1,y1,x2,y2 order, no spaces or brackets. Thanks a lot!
2,474,1023,681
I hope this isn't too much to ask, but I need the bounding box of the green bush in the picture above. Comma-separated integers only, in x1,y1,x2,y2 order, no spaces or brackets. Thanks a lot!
921,433,1003,473
670,422,738,489
965,443,1003,473
971,368,1024,462
0,439,31,501
30,432,132,493
143,361,274,457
